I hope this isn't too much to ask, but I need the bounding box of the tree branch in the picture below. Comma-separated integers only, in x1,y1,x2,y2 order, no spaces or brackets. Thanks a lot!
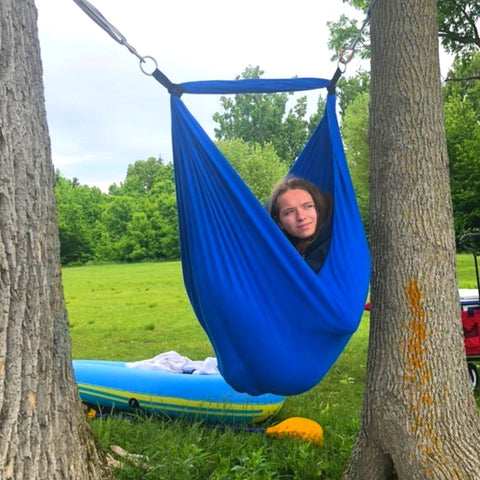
444,75,480,82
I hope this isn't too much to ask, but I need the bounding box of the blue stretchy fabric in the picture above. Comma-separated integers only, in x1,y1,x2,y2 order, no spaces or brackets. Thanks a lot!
170,77,370,396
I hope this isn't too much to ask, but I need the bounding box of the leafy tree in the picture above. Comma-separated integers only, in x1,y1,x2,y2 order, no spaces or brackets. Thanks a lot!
438,0,480,54
444,51,480,105
328,0,480,63
110,157,168,196
101,195,136,245
55,172,106,264
216,139,288,204
213,65,324,166
122,210,161,262
100,158,179,262
97,195,154,262
337,70,370,115
148,164,179,259
55,156,180,265
443,53,480,237
341,92,370,231
344,1,480,478
327,12,371,62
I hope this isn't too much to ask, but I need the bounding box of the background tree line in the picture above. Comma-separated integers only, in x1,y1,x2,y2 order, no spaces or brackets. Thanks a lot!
333,0,480,243
56,46,480,266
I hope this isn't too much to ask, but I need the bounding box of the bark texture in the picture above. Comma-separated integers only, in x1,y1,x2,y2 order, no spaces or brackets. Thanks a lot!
0,1,113,479
343,1,480,479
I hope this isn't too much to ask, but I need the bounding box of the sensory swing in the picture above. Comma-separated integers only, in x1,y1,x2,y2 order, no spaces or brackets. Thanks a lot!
73,1,371,397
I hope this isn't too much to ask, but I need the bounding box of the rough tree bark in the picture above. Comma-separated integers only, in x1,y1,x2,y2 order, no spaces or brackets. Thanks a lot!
343,1,480,479
0,2,113,479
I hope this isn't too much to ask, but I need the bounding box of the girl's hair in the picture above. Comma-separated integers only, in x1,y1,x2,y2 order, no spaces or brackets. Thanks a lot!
268,176,332,247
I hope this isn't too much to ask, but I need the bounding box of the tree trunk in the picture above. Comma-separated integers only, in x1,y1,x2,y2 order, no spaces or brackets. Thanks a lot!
344,1,480,479
0,2,113,479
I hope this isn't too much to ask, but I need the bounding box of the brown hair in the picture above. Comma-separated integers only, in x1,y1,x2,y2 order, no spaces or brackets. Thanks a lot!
268,176,332,252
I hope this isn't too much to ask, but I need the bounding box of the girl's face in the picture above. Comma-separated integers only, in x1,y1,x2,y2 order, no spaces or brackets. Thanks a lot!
276,188,318,239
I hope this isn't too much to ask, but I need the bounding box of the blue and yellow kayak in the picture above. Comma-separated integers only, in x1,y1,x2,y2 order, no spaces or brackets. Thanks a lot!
73,360,284,424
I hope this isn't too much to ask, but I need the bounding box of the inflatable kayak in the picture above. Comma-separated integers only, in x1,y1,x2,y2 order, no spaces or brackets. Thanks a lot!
73,360,284,424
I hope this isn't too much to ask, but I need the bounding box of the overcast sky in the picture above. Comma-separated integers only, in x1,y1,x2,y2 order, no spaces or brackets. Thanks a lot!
35,0,366,191
35,1,449,192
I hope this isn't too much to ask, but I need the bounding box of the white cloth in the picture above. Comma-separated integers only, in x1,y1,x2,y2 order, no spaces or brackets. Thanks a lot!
125,351,219,375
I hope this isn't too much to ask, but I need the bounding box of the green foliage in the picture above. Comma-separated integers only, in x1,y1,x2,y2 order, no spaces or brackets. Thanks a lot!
438,0,480,54
55,157,179,265
327,14,371,62
109,157,168,196
216,139,288,204
213,66,325,166
337,70,370,115
333,56,480,242
443,53,480,238
55,173,106,265
328,0,480,60
341,92,370,232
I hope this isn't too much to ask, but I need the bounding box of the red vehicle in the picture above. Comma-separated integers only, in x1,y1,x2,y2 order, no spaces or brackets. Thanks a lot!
460,233,480,388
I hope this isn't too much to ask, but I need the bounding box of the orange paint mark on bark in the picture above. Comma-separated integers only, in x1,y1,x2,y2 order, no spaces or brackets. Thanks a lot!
403,279,442,468
404,280,429,389
0,357,4,375
419,393,434,406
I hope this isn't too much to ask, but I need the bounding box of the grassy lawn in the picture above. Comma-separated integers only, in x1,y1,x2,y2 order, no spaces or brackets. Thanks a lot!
62,255,478,479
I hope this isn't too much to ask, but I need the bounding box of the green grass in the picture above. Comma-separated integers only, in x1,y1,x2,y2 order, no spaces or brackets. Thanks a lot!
63,256,477,479
64,263,213,360
457,253,480,289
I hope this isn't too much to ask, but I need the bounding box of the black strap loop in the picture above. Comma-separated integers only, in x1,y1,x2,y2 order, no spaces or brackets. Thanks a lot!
327,67,342,95
152,69,184,97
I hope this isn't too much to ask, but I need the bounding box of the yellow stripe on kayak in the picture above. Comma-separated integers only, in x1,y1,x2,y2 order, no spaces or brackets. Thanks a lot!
77,383,283,423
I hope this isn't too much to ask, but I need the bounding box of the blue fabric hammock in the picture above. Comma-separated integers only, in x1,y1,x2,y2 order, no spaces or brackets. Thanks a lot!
169,77,370,396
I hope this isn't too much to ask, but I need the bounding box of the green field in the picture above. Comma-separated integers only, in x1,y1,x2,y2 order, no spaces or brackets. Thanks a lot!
64,262,213,361
62,254,478,479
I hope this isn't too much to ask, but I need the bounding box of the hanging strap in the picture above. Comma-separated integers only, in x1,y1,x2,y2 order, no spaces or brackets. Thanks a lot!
337,0,377,71
151,69,185,97
72,0,144,61
72,0,377,94
71,0,347,94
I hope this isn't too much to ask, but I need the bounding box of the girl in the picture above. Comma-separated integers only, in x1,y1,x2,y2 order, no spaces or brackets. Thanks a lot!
268,176,333,273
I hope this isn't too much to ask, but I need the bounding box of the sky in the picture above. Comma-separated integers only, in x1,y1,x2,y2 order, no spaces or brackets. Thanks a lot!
35,0,367,192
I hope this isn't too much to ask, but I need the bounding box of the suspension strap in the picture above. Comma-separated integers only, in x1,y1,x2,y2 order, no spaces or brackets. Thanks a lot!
72,0,143,61
151,69,185,97
72,0,375,97
328,0,377,94
327,67,343,95
71,0,184,96
338,0,377,70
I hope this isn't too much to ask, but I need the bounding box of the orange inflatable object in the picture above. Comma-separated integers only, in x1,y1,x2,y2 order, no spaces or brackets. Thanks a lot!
266,417,324,446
